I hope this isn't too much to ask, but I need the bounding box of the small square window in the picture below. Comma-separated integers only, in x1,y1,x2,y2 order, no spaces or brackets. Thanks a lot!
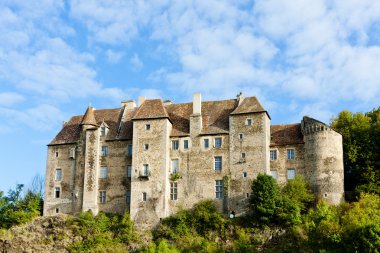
144,144,149,150
243,172,247,178
241,153,246,159
142,192,147,202
287,148,295,160
127,145,132,156
172,140,179,150
238,133,244,140
270,150,277,161
145,124,151,130
183,140,189,150
214,137,222,148
55,187,61,198
287,169,295,180
204,139,209,148
55,168,62,181
99,191,106,203
101,146,108,156
100,166,107,179
245,119,252,126
127,165,132,178
214,156,222,171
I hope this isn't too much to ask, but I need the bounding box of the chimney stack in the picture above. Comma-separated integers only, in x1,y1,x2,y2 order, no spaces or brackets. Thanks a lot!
237,92,245,106
163,100,173,106
193,93,202,115
121,100,136,110
138,96,146,107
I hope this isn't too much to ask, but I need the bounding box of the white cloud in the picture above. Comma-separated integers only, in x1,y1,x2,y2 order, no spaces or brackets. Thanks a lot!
0,92,24,106
105,49,124,64
130,53,143,71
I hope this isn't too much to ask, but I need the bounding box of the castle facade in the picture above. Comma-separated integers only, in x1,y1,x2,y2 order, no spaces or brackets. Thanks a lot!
44,93,344,227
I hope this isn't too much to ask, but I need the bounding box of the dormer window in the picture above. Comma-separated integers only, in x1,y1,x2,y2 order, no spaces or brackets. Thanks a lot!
100,126,106,137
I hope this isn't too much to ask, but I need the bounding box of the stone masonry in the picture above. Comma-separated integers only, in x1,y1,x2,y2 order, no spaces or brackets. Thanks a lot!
44,93,344,227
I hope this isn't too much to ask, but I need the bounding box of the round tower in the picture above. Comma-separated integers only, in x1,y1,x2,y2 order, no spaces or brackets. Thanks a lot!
302,116,344,204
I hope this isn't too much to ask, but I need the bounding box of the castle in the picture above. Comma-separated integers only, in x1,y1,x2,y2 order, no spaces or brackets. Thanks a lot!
44,93,344,227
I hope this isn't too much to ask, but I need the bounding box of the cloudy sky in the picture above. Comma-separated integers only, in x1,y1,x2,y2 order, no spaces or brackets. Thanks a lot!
1,0,380,191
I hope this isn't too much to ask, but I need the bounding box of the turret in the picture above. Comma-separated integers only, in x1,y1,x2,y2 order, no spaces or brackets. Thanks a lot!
302,116,344,204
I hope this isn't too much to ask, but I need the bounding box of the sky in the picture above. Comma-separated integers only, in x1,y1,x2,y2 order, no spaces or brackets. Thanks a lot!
1,0,380,192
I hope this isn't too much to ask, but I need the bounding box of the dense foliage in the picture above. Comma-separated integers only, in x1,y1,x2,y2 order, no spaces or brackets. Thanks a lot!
0,184,42,229
331,107,380,195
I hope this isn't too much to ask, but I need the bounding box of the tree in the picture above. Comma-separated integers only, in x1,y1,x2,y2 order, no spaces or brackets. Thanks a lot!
331,108,380,195
282,176,315,213
250,174,280,225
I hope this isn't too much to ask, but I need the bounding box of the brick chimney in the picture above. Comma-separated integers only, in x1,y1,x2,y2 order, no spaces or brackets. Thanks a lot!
190,93,202,136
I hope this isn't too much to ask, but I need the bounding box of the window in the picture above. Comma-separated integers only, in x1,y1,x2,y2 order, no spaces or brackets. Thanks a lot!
241,153,246,159
55,187,61,198
238,133,244,140
144,144,149,150
99,191,106,203
215,180,223,199
246,193,249,198
287,169,295,180
145,124,151,130
55,208,60,213
100,166,107,179
243,172,248,178
171,159,179,173
214,156,222,171
126,191,131,205
142,164,149,176
270,150,277,161
127,145,132,156
142,192,147,202
55,168,62,181
271,170,278,180
214,137,222,148
127,165,131,178
55,151,59,157
287,148,295,160
101,146,108,156
204,139,209,148
172,140,179,150
170,182,178,200
245,118,252,126
183,140,189,150
100,126,106,136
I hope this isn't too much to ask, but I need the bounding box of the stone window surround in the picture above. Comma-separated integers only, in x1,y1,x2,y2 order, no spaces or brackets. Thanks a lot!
286,148,295,160
183,139,189,150
101,145,108,157
170,182,178,200
214,156,222,171
100,166,107,179
142,192,147,202
245,118,253,126
99,191,106,204
270,149,278,161
214,137,222,148
171,158,179,173
144,143,149,150
55,168,62,181
202,138,210,149
287,168,295,180
238,133,244,141
172,140,179,150
145,124,151,130
215,180,223,199
55,187,61,198
142,164,150,176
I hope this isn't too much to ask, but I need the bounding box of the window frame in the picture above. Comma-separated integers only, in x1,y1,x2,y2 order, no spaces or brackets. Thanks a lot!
204,138,209,148
214,156,222,172
287,168,295,180
126,191,131,205
172,140,179,150
270,149,277,161
170,182,178,200
245,118,252,126
145,124,151,130
142,164,149,176
99,191,106,204
183,139,189,150
171,159,179,174
100,166,108,179
238,133,244,141
100,126,106,137
55,168,62,181
142,192,147,202
215,180,224,199
287,148,295,160
271,170,278,180
101,145,108,157
127,144,132,156
214,137,222,148
55,187,61,198
127,165,132,178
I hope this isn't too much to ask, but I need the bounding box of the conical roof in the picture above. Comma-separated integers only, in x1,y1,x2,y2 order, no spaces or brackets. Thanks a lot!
80,106,98,126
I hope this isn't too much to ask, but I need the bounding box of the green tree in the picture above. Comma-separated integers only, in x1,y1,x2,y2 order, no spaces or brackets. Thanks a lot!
331,108,380,195
282,175,315,213
250,174,280,225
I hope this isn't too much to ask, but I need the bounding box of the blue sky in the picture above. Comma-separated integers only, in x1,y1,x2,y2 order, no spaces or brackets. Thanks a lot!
1,0,380,192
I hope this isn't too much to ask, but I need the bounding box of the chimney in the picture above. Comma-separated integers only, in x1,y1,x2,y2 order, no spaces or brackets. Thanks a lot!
163,100,172,106
193,93,202,115
138,96,146,107
121,100,136,110
190,93,202,136
237,92,245,106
